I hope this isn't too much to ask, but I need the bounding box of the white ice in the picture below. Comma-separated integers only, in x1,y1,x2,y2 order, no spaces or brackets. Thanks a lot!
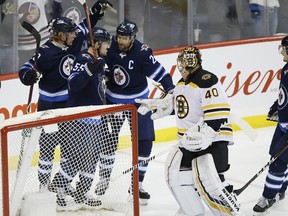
55,126,288,216
140,126,288,216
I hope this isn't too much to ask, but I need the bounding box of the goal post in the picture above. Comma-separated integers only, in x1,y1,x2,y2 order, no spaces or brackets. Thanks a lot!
0,104,139,216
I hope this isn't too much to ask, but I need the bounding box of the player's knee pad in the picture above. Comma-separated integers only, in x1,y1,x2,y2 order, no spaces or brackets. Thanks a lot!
192,153,242,216
165,146,205,216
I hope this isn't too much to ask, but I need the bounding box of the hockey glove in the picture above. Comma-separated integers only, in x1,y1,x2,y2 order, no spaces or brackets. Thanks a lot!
91,0,113,19
22,69,39,86
179,117,217,152
135,93,174,120
50,0,63,19
84,57,105,77
267,100,278,122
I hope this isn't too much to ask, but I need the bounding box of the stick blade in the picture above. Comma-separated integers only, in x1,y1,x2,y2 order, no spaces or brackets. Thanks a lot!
77,0,86,5
21,21,41,49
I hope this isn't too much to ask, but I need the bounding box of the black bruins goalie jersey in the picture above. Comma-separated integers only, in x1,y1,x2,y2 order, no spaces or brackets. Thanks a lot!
174,66,234,144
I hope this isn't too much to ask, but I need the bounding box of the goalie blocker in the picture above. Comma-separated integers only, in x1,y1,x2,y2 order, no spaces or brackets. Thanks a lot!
165,146,243,216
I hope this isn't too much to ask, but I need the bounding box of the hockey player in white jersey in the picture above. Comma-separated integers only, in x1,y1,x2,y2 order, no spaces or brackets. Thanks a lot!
136,46,243,215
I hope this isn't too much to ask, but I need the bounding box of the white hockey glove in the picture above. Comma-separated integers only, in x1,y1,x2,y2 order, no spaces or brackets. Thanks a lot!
135,93,174,120
179,117,217,152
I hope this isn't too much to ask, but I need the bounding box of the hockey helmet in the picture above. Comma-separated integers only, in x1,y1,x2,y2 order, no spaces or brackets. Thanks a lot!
281,35,288,47
281,35,288,54
177,46,202,73
49,17,77,36
116,20,138,38
92,27,111,44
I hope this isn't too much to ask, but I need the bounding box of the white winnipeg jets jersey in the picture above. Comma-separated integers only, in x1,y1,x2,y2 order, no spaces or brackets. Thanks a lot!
174,68,233,144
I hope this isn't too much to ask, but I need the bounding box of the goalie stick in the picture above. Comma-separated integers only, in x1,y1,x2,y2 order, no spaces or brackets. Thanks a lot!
113,122,226,181
20,21,41,114
234,143,288,196
111,146,172,181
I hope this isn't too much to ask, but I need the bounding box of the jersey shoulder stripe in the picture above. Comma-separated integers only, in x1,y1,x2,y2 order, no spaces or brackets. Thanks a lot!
187,69,218,88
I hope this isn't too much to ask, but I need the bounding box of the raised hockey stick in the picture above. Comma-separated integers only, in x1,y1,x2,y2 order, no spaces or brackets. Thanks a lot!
77,0,113,133
78,0,98,59
21,21,41,114
234,143,288,196
111,146,172,181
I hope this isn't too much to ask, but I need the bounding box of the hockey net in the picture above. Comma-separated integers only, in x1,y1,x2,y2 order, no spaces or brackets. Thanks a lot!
0,104,139,216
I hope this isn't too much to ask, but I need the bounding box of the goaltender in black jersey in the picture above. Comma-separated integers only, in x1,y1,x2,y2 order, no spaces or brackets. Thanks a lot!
136,45,243,215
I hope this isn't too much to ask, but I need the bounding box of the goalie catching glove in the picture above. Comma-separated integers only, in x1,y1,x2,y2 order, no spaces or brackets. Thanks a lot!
179,117,217,152
135,92,174,120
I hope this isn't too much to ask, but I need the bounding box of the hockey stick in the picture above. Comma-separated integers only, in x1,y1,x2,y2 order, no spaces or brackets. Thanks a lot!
111,146,172,181
18,22,41,177
78,0,98,59
234,143,288,196
230,113,258,141
21,21,41,114
78,0,113,133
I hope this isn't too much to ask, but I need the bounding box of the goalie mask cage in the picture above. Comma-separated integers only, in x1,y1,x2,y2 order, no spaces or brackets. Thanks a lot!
0,104,139,216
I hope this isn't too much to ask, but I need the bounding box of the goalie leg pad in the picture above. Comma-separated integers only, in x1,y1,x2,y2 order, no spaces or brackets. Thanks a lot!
165,146,205,216
192,153,242,216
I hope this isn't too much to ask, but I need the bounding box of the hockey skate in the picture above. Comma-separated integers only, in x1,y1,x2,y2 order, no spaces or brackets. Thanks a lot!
128,182,150,205
276,192,285,201
253,196,276,214
65,183,77,197
74,191,102,207
55,187,67,207
48,182,76,197
95,177,110,196
253,192,286,214
39,183,49,192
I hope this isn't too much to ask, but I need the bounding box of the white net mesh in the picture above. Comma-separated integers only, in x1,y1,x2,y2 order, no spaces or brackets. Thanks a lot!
0,105,139,216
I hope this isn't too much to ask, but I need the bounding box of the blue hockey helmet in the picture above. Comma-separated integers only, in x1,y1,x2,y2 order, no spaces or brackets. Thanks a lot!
281,35,288,47
116,20,138,38
49,17,77,35
92,27,111,44
281,36,288,54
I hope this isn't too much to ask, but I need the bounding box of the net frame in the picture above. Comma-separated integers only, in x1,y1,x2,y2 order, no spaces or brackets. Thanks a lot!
0,104,139,216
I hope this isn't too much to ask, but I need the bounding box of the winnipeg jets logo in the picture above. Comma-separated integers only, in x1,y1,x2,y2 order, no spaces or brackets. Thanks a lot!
119,52,126,59
113,65,130,88
64,7,81,24
59,54,75,79
278,84,288,110
114,68,125,85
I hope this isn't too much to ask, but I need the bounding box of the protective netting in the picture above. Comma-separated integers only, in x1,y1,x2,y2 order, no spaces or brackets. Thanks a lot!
0,105,139,216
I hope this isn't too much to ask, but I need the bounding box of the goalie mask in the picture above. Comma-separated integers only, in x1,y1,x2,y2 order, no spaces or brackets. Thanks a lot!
177,46,202,78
